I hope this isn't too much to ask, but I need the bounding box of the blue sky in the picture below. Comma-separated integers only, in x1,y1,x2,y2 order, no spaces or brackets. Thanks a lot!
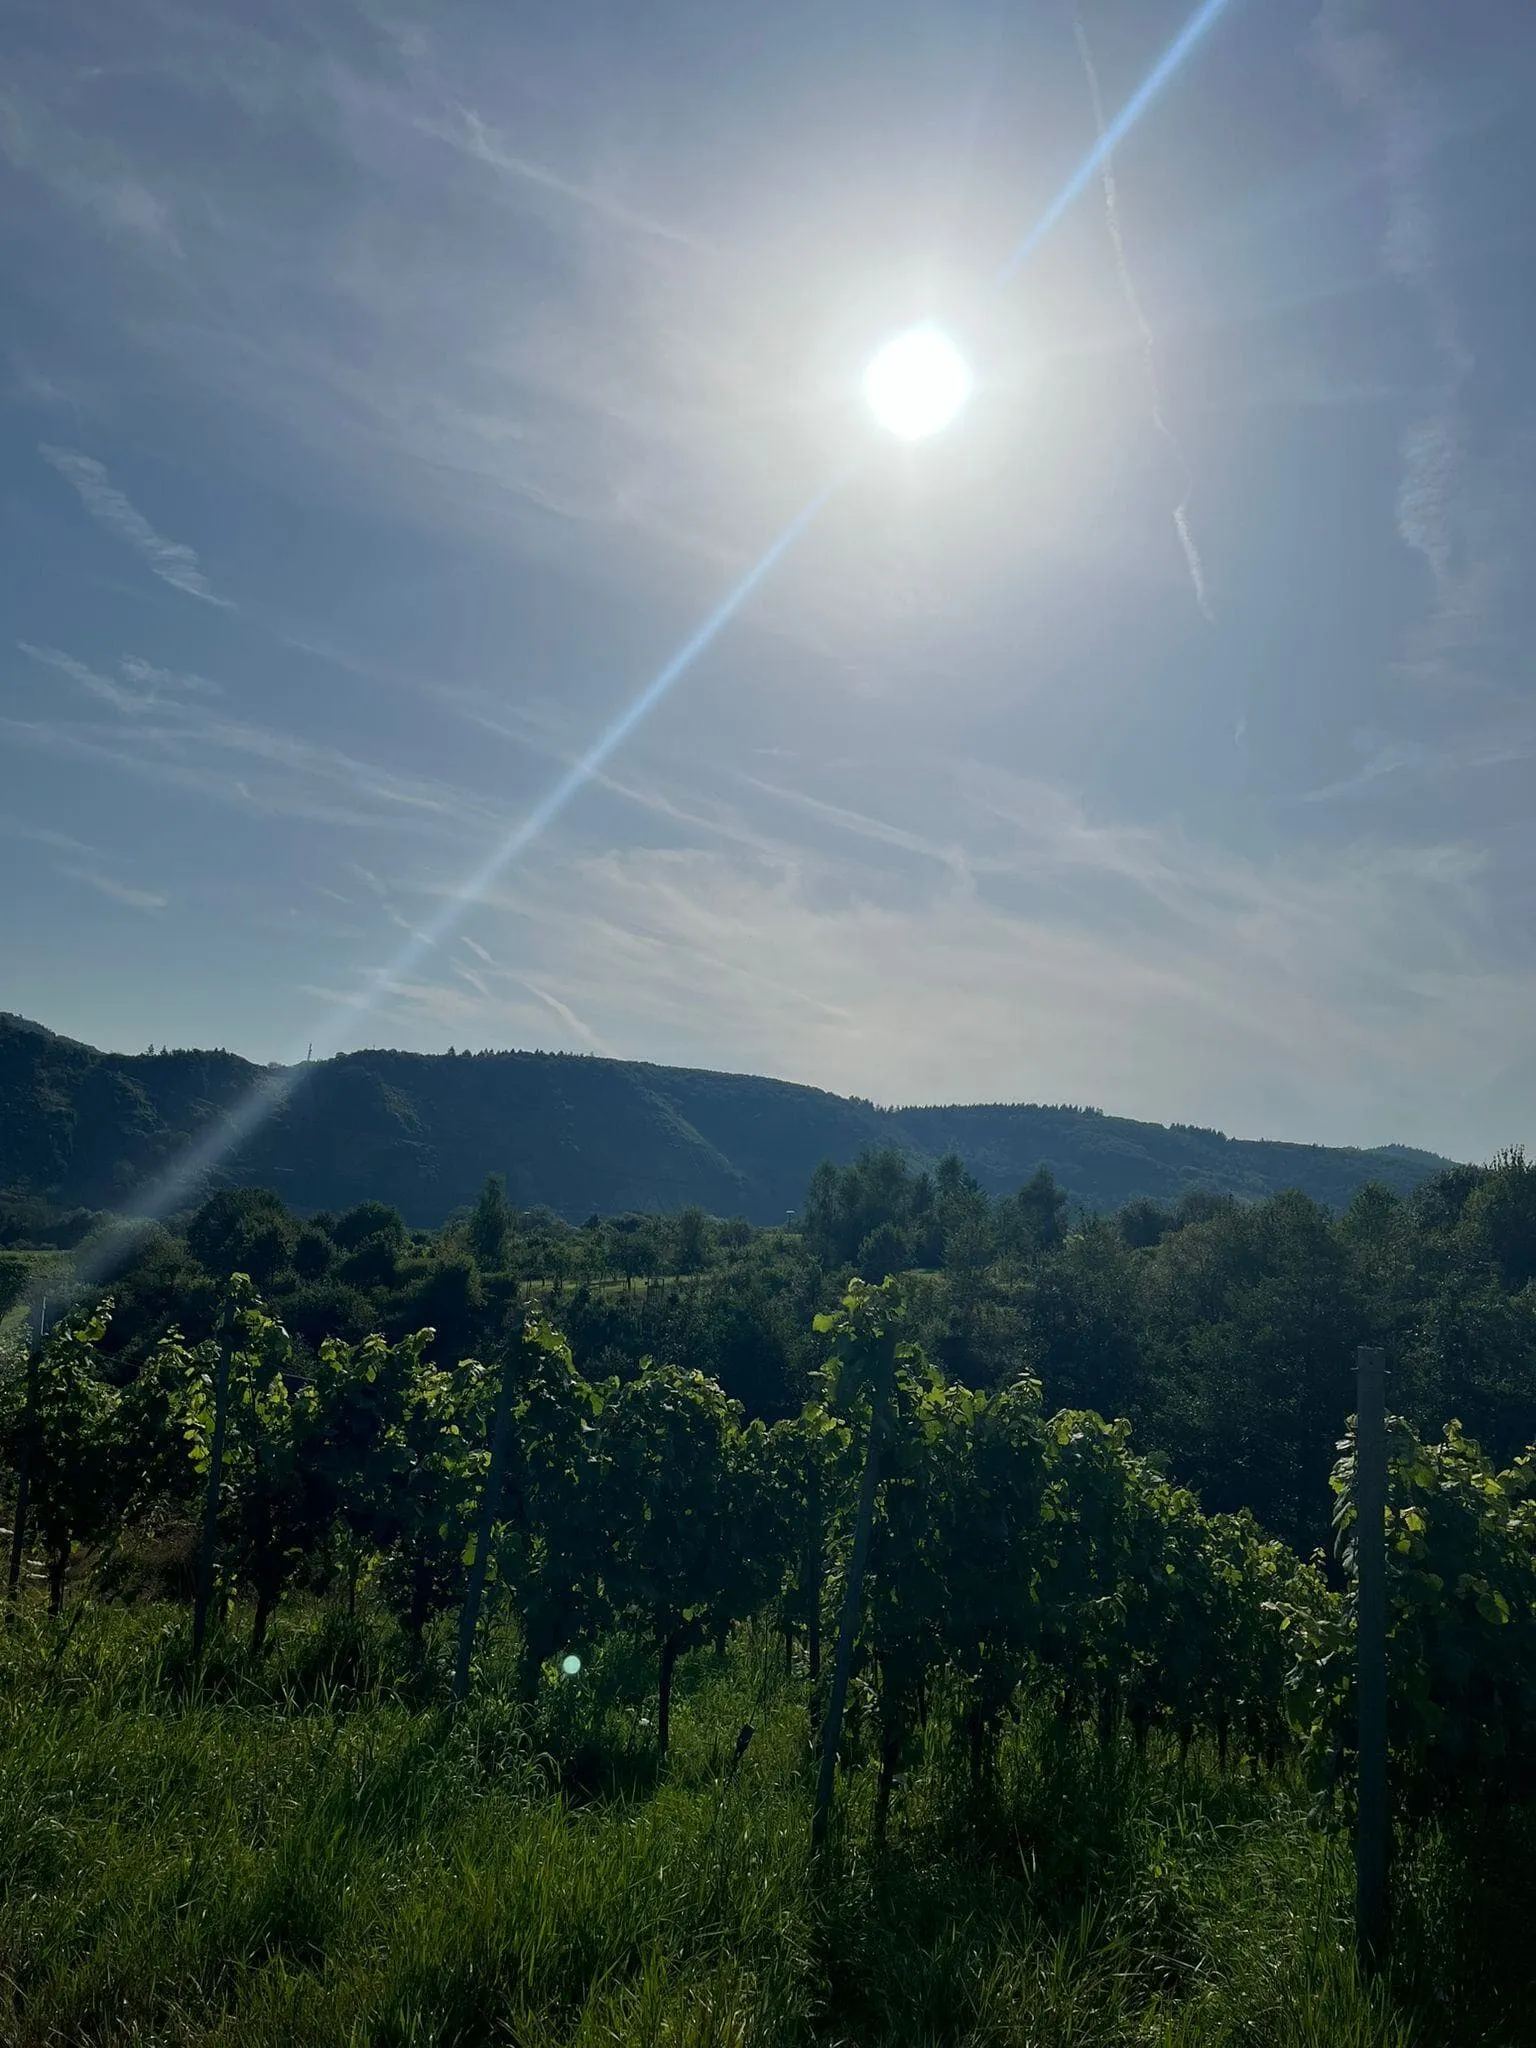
3,0,1533,1164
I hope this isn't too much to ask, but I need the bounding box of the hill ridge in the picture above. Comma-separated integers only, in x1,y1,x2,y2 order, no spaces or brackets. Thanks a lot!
0,1013,1455,1225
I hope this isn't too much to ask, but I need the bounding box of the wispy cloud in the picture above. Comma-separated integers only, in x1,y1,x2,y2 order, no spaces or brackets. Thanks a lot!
39,445,230,607
18,641,159,715
1,819,95,858
1300,728,1535,805
119,655,222,696
371,757,1513,1145
418,103,703,249
2,709,499,838
517,978,608,1051
10,635,505,836
56,864,167,912
0,86,181,254
18,641,221,713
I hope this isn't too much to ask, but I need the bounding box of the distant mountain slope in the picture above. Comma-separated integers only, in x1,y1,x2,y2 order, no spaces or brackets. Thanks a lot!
0,1013,1455,1225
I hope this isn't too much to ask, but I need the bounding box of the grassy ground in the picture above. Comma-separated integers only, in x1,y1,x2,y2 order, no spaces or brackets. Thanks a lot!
1,1602,1531,2047
0,1249,71,1335
517,1274,698,1304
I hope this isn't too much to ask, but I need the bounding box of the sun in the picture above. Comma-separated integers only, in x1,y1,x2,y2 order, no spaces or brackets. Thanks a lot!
864,326,972,440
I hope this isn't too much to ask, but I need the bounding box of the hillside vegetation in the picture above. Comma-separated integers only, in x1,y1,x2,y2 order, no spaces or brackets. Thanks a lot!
0,1012,1448,1226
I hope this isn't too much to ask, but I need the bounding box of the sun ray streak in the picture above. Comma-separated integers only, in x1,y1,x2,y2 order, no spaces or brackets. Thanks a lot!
81,475,845,1263
79,0,1243,1268
1072,3,1215,621
993,0,1238,286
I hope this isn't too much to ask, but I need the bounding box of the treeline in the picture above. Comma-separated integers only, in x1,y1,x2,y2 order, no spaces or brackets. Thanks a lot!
11,1141,1531,1558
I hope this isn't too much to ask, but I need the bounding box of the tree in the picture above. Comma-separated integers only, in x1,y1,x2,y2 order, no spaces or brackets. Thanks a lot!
291,1227,334,1282
405,1254,485,1365
331,1201,407,1254
1142,1191,1361,1551
995,1166,1069,1260
337,1231,400,1292
186,1189,294,1284
1022,1219,1146,1424
1118,1198,1173,1250
803,1149,920,1270
467,1174,513,1270
674,1205,711,1276
856,1220,909,1284
1461,1147,1536,1292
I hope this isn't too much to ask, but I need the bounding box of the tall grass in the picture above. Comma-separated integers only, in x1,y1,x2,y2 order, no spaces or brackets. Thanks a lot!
0,1602,1523,2046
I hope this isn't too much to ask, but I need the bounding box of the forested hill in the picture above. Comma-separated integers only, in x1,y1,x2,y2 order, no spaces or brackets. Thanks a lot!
0,1011,1450,1225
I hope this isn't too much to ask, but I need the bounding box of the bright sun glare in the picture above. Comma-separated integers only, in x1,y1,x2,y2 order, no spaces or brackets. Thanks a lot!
864,326,972,440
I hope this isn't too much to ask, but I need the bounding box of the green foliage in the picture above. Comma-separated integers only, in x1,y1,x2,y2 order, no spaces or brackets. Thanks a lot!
5,1234,1536,2042
290,1225,333,1282
673,1202,711,1274
466,1172,513,1269
1295,1413,1536,1818
331,1200,407,1253
182,1287,324,1649
1,1302,121,1607
186,1188,294,1284
599,1359,752,1751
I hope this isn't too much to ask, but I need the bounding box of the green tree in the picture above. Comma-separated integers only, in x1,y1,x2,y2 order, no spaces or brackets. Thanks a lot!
674,1205,711,1275
291,1226,334,1282
1461,1147,1536,1292
1142,1191,1361,1550
995,1166,1069,1260
186,1189,294,1285
803,1149,920,1269
331,1201,407,1254
467,1174,513,1270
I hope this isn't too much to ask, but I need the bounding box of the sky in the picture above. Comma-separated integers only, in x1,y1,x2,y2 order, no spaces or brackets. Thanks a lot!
2,0,1534,1167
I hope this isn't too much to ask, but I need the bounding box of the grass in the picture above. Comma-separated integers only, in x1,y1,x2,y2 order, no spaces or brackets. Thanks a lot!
516,1274,699,1304
0,1249,71,1335
0,1601,1530,2047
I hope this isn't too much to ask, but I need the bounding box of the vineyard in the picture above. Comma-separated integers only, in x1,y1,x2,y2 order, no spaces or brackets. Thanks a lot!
5,1258,1536,2044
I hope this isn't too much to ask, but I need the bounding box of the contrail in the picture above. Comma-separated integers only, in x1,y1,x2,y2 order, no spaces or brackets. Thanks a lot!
1072,2,1213,622
69,0,1239,1280
994,0,1235,283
